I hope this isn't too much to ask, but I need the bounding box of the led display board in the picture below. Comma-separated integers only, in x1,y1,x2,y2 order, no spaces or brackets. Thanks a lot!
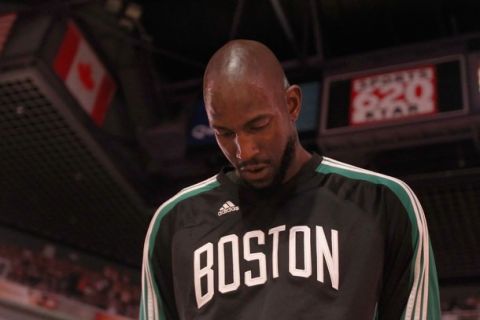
322,56,467,134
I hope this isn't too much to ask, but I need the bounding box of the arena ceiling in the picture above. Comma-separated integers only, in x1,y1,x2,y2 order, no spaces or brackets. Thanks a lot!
136,0,480,84
5,0,480,85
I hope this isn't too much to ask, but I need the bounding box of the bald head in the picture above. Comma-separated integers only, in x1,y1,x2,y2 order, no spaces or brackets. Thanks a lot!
203,40,289,99
202,40,309,189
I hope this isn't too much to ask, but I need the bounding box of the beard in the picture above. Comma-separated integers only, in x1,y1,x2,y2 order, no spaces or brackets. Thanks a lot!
242,133,296,191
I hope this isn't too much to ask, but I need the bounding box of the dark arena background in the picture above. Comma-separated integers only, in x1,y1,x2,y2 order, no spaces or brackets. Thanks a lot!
0,0,480,319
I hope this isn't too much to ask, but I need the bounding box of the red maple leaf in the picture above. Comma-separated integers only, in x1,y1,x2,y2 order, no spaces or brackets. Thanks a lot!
77,62,95,90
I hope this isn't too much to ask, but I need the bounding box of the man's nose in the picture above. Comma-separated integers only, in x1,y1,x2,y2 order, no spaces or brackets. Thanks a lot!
235,133,259,161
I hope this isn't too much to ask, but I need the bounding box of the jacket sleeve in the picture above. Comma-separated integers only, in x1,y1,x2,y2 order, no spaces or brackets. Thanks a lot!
140,203,179,320
377,183,441,320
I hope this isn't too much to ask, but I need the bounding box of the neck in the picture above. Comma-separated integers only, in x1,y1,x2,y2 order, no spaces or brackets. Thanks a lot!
282,144,311,184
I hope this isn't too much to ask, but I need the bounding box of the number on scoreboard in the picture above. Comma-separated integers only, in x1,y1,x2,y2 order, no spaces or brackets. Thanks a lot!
349,66,438,125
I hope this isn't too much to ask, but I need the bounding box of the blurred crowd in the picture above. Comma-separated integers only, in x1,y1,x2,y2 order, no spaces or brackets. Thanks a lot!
0,243,140,318
442,291,480,320
1,241,479,320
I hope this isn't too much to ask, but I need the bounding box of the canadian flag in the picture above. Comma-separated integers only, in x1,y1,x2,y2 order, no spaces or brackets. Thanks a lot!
0,13,17,54
54,21,116,126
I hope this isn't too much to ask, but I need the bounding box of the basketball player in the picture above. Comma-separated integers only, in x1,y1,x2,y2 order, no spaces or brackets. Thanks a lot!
140,40,441,319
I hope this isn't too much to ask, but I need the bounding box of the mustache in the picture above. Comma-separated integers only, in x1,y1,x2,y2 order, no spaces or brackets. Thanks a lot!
237,158,271,170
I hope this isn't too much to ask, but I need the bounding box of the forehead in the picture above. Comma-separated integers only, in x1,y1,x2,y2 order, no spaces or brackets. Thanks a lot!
205,78,281,123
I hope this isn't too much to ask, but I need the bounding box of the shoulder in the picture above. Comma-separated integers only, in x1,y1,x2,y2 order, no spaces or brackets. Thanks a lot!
317,157,425,234
150,175,221,226
317,156,418,208
145,175,221,242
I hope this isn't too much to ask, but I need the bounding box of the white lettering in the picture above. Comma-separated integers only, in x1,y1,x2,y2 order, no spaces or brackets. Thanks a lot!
193,225,341,309
268,225,286,278
316,226,339,290
243,230,267,287
289,226,312,278
218,234,240,293
194,242,214,308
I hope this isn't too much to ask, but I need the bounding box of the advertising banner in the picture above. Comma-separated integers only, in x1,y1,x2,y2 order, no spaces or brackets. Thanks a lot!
350,66,437,125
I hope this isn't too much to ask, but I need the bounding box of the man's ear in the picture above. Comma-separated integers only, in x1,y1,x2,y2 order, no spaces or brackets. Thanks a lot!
285,84,302,122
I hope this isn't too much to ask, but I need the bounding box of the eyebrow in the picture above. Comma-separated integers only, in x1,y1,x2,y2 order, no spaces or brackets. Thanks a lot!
211,114,272,131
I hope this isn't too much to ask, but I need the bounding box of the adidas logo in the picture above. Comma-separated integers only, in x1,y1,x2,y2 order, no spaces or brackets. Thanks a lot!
218,201,239,216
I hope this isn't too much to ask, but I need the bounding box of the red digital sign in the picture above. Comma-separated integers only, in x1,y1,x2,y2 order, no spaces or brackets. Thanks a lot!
349,66,438,125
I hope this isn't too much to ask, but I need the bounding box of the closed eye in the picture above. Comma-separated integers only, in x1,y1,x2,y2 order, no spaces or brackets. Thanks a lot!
247,117,271,132
214,129,235,138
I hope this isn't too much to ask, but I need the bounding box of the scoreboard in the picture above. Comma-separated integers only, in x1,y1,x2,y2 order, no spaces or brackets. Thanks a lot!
350,65,438,125
317,46,480,156
322,56,467,133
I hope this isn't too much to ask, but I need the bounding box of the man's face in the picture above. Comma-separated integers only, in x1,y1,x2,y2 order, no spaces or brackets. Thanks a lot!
205,79,296,189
